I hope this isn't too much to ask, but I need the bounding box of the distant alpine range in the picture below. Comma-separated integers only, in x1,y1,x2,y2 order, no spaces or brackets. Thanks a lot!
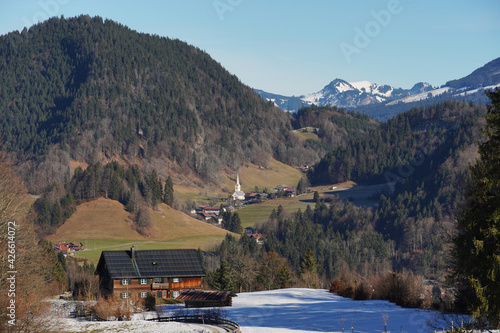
256,57,500,115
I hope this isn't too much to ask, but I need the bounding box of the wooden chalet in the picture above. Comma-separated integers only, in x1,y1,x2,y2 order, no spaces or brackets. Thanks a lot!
95,247,205,300
176,290,236,308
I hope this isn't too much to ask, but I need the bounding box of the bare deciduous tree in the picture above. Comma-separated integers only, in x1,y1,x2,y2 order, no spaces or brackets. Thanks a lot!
0,152,64,332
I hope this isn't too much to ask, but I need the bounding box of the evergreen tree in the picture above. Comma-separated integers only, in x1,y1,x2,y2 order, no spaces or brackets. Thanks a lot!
57,251,67,272
454,89,500,328
222,211,232,230
51,201,62,226
38,239,67,288
109,172,121,200
230,212,243,234
211,259,236,292
39,197,51,225
276,264,292,289
222,211,243,233
313,191,320,204
163,176,174,206
147,170,163,207
299,248,318,274
296,176,310,195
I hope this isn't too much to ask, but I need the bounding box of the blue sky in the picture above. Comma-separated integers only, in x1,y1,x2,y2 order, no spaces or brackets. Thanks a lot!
1,0,499,96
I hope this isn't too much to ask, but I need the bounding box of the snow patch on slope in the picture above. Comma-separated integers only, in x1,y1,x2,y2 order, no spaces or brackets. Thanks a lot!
302,91,325,104
350,80,374,93
387,87,451,105
455,83,500,96
335,81,355,93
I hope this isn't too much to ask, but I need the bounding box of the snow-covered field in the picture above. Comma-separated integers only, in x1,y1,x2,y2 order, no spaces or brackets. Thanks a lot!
226,288,438,333
53,310,205,332
56,318,205,333
53,288,458,333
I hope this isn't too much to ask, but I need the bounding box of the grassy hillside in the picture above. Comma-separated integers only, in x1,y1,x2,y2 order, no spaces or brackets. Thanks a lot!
293,128,320,142
222,158,303,193
47,198,142,240
237,181,355,228
172,157,303,207
238,197,311,229
47,198,233,263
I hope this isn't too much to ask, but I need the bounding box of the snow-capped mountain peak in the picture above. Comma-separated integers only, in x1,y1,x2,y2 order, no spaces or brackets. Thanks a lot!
323,79,355,93
254,56,500,113
350,80,374,93
409,82,435,95
299,79,408,108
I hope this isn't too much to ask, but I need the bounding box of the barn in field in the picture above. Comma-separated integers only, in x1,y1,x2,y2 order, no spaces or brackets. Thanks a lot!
176,290,236,308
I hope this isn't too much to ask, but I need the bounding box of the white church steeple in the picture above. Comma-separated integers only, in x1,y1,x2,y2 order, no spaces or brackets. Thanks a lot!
235,174,241,192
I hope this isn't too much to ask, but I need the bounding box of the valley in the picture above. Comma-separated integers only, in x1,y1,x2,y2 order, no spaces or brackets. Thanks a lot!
0,14,499,332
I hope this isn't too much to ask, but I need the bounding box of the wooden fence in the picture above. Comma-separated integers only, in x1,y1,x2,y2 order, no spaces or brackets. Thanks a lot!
149,314,240,332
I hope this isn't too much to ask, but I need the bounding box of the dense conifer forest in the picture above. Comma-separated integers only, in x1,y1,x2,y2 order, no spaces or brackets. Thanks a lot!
0,15,295,191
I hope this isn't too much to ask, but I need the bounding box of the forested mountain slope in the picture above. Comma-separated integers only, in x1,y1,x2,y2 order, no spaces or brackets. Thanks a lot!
310,101,485,187
212,101,487,288
0,15,293,191
301,101,486,277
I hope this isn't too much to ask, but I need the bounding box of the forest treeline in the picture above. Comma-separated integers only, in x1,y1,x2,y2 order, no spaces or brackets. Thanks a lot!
34,161,174,235
285,105,380,162
307,101,486,279
309,100,484,185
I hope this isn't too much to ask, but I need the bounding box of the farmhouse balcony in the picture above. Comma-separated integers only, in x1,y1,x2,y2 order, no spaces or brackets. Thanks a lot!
151,283,169,290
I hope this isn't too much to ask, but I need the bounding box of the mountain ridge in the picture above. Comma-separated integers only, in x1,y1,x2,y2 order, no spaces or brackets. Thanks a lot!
256,57,500,116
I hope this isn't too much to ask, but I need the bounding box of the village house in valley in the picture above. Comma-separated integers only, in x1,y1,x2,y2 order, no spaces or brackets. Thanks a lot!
95,247,205,300
198,205,223,224
53,241,83,257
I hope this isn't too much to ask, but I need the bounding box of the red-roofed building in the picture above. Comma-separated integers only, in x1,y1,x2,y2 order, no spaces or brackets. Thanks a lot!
199,212,217,221
245,192,259,201
53,242,83,256
248,234,264,245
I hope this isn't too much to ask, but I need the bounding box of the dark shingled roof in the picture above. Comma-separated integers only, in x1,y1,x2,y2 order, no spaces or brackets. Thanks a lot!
97,248,205,279
176,290,235,301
